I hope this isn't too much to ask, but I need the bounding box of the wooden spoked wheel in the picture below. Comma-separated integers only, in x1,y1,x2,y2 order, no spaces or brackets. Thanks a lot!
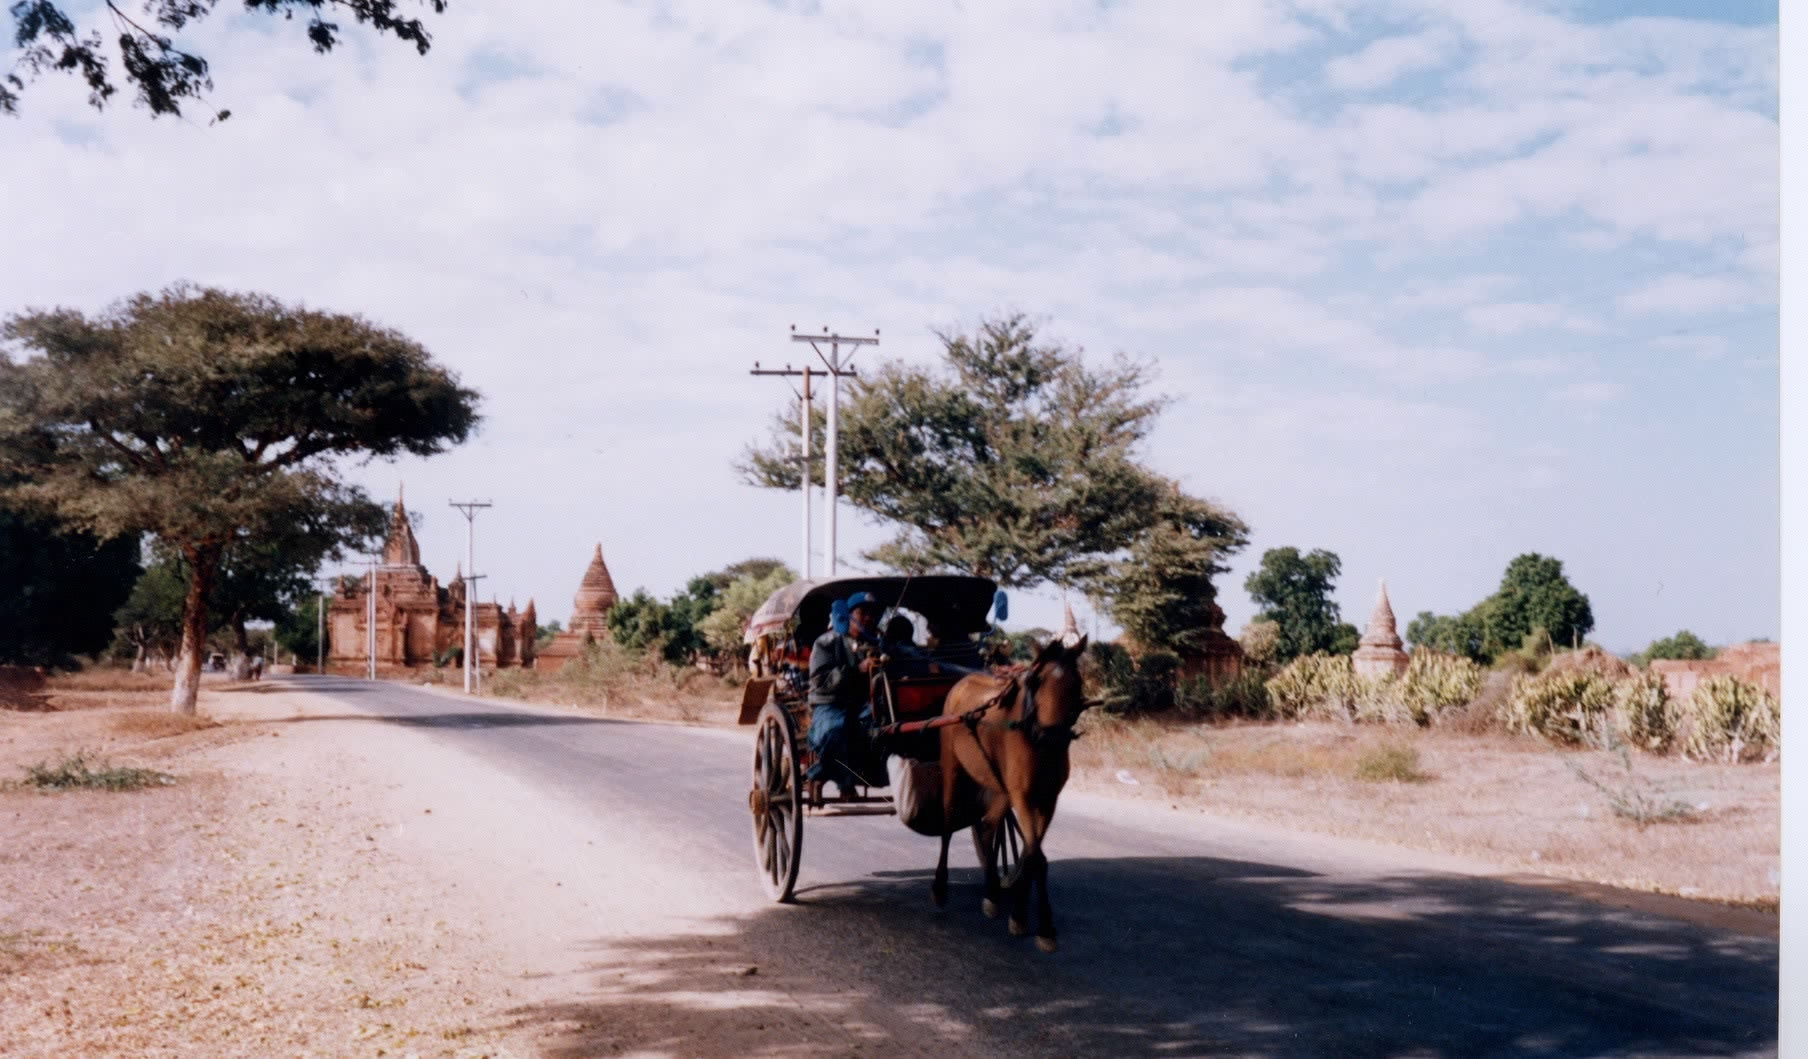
750,702,804,903
975,808,1023,882
870,671,898,728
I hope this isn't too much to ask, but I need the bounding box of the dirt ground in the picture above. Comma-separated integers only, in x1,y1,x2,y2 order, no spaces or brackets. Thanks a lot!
0,673,543,1059
0,671,1781,1057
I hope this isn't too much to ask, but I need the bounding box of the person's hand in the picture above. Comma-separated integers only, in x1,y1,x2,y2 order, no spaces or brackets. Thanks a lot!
859,656,883,674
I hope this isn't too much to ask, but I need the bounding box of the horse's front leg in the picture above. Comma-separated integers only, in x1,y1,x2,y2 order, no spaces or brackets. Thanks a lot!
1032,849,1057,953
1005,795,1045,939
931,732,959,908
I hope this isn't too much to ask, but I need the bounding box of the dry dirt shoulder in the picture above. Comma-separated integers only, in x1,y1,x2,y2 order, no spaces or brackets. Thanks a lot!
0,677,546,1059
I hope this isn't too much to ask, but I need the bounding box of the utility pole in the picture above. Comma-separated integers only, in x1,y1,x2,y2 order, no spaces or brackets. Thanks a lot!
789,326,877,576
449,500,492,694
750,361,818,578
366,558,377,681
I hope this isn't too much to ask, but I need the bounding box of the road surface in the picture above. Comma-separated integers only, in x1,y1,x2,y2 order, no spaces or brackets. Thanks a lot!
261,675,1778,1059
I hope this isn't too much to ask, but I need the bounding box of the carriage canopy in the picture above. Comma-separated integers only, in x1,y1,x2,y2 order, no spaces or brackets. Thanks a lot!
744,575,1000,646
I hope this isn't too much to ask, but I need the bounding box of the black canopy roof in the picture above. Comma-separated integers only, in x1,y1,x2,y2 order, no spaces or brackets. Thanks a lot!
744,575,999,645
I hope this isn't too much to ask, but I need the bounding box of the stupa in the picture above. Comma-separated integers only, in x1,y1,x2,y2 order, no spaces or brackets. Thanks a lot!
536,544,621,671
1351,580,1410,679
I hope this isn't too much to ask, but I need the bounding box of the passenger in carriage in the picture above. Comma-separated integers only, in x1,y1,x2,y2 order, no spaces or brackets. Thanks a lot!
806,592,882,799
880,614,934,677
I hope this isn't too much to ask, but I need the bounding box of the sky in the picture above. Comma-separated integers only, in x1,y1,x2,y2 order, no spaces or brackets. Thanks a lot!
0,0,1780,655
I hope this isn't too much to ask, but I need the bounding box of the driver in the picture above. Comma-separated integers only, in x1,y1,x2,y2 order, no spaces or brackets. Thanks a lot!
806,591,882,799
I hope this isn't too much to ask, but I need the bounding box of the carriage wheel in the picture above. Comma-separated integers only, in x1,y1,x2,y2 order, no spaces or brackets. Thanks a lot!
749,702,804,903
974,807,1023,882
870,671,898,728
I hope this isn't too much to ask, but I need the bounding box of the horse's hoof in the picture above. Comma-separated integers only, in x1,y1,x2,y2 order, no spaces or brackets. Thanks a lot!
1036,936,1059,954
1008,918,1027,937
982,899,1000,919
931,883,947,909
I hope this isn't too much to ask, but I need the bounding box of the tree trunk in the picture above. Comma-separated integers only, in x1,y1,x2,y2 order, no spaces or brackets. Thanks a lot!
132,639,147,674
170,541,223,715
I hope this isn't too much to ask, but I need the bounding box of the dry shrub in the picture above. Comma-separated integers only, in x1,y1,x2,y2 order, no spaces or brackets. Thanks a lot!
485,640,734,718
1612,669,1676,753
17,751,175,791
1501,668,1616,745
1352,742,1427,783
1546,645,1632,681
1265,654,1357,721
1679,676,1779,763
108,710,219,739
46,668,173,693
1267,652,1481,727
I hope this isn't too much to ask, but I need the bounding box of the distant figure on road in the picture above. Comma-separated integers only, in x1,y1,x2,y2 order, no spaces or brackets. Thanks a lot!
249,654,264,681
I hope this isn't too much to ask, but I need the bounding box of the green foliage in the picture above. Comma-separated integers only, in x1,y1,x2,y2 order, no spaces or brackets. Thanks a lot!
1,0,448,120
0,284,479,710
1629,630,1716,668
1088,490,1245,653
111,558,189,667
697,563,797,658
274,592,327,664
20,751,174,791
1473,554,1594,657
1500,668,1617,745
1679,676,1779,763
1612,670,1676,753
0,503,140,666
607,590,672,656
741,315,1246,589
1404,555,1593,664
1244,548,1352,664
1406,610,1486,661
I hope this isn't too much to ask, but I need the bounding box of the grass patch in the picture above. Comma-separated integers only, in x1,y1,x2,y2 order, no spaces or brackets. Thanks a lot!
1353,743,1428,783
18,751,176,791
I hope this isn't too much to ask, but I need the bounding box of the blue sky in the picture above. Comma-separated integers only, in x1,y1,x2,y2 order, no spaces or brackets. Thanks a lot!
0,0,1779,654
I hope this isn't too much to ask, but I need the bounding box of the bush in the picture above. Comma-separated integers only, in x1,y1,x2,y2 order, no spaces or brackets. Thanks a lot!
1266,651,1482,726
1613,669,1676,753
1176,670,1272,720
20,751,174,791
1679,676,1779,763
1500,668,1617,745
1397,651,1484,724
1265,653,1357,721
1353,742,1426,783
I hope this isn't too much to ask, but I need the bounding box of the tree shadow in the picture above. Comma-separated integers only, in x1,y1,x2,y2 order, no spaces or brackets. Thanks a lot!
504,857,1777,1059
262,711,626,730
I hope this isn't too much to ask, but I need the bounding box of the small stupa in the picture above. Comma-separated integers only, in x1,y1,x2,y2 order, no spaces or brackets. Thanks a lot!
1351,580,1410,678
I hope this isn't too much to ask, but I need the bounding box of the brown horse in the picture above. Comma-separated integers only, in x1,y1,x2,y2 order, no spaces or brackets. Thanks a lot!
931,633,1089,952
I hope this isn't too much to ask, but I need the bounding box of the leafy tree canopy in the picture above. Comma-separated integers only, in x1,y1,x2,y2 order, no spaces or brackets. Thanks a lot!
741,315,1246,592
1631,629,1715,667
0,283,479,710
3,0,447,120
0,501,140,665
112,554,188,667
1088,489,1244,654
1405,610,1486,661
1244,546,1357,664
1472,553,1594,656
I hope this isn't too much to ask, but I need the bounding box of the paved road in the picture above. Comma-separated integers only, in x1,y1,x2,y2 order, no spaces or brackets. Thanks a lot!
279,676,1778,1058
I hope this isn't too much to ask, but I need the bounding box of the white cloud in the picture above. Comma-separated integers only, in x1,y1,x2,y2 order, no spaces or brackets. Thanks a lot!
0,0,1778,646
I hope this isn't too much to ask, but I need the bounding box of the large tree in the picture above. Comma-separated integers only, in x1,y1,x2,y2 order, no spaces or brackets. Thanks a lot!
0,284,479,712
0,500,140,665
740,315,1234,591
1473,552,1594,653
1244,546,1359,664
3,0,447,120
1086,488,1246,654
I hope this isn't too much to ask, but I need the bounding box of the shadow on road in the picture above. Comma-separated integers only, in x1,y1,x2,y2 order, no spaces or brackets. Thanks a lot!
507,858,1777,1059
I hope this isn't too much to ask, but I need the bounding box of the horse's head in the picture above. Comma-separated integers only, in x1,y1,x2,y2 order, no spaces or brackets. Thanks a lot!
1017,634,1090,747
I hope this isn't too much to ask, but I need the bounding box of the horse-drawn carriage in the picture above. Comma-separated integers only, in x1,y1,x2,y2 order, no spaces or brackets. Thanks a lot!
738,575,1028,903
